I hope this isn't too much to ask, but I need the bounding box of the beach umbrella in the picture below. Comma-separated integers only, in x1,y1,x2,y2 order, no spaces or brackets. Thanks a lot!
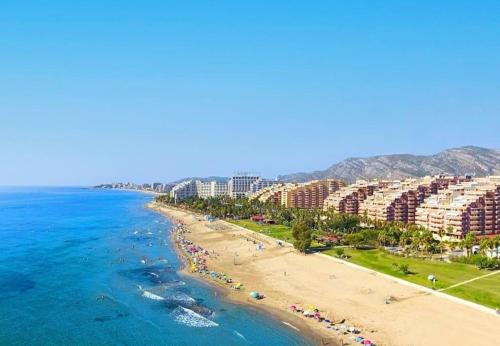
363,340,372,345
303,310,310,316
250,291,259,299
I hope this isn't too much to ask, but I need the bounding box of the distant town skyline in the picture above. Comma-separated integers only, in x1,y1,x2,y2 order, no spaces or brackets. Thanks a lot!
1,1,500,186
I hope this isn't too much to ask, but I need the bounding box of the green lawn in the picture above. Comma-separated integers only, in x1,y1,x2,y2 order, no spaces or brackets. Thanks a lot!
227,219,324,247
446,273,500,308
227,219,293,241
323,248,500,308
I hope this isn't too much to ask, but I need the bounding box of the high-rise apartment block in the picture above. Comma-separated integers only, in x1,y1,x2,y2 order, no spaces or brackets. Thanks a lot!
228,174,261,198
284,180,346,209
170,180,229,201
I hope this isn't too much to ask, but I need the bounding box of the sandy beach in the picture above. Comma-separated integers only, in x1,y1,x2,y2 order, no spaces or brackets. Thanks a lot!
149,202,500,346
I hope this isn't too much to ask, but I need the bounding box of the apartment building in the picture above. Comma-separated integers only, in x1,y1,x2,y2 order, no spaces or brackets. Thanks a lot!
195,180,229,199
247,178,282,196
358,176,467,224
152,183,174,193
228,174,261,198
170,180,229,201
249,183,298,206
324,180,379,214
416,177,500,238
170,180,198,201
284,179,346,209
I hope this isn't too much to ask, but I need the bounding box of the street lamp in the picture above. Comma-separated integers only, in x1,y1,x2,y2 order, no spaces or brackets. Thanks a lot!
428,274,437,289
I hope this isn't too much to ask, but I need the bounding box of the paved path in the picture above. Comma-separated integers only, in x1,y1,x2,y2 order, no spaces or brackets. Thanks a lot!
438,269,500,292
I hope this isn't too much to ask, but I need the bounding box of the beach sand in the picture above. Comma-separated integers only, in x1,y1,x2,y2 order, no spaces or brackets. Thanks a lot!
149,203,500,346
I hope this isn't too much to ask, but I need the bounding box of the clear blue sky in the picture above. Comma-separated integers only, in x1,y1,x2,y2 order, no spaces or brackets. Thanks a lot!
1,1,499,185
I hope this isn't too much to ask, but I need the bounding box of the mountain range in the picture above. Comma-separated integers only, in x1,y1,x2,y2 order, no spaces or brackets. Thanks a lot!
278,146,500,183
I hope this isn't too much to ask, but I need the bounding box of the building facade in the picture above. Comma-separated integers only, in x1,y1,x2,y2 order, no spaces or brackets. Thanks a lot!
170,180,198,201
284,179,346,209
170,180,229,201
324,180,380,214
247,178,282,196
196,181,229,199
358,176,470,224
415,177,500,238
228,174,262,198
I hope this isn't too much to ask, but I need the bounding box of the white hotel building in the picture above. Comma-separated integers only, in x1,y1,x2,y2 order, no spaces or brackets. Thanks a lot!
228,174,280,198
170,180,229,201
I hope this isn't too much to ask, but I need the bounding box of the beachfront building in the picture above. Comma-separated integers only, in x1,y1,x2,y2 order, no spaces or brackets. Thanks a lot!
283,179,346,209
170,180,229,201
228,174,262,198
247,178,282,196
324,180,380,214
358,176,468,224
416,176,500,239
152,183,174,193
170,180,198,201
249,183,298,206
196,180,229,199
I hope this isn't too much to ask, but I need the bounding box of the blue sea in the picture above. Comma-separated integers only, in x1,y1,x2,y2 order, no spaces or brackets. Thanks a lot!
0,187,310,345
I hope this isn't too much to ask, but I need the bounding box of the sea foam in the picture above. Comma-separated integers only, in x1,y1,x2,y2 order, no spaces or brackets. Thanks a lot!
172,306,218,328
142,290,165,301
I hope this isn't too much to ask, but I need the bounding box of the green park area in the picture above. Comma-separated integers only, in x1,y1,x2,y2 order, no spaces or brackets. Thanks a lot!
227,219,293,241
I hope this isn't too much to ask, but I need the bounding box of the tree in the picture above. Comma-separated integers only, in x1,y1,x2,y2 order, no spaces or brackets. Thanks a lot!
292,220,312,253
438,241,447,260
492,235,500,259
461,232,475,257
446,225,454,237
377,230,389,247
437,228,445,241
399,230,413,250
479,237,491,256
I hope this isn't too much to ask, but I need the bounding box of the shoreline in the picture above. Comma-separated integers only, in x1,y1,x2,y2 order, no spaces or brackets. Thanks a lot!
151,203,333,345
148,202,500,346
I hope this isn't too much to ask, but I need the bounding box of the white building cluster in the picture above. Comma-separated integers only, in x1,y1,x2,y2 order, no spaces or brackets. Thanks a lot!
170,174,282,201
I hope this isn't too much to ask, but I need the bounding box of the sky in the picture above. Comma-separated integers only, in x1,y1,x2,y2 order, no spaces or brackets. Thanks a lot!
1,1,499,185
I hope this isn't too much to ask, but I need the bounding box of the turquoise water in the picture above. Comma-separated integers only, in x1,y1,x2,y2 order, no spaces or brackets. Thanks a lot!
0,187,310,345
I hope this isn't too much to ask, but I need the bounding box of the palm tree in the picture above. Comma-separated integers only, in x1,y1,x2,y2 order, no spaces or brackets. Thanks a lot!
492,235,500,259
437,228,445,241
479,237,491,256
378,230,389,247
436,228,446,257
461,232,475,257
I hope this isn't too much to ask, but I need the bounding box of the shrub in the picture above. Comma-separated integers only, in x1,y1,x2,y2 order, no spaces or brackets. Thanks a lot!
393,263,411,275
334,247,345,258
450,255,500,270
399,263,410,275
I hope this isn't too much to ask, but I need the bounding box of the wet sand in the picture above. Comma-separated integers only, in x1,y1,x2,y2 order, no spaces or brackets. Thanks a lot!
149,202,500,346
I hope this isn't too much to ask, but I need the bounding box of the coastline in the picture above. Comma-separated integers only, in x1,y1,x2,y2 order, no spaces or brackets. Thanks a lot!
153,204,333,345
148,202,500,346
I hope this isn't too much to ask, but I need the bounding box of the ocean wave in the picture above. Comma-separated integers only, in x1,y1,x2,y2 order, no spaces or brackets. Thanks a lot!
142,290,165,301
162,280,186,289
172,306,218,328
233,330,247,341
167,292,196,304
